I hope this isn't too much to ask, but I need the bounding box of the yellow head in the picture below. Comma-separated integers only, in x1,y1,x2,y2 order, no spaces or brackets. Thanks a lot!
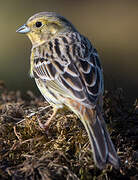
16,12,77,46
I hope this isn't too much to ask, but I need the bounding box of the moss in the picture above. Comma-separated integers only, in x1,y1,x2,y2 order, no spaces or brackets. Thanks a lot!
0,83,138,179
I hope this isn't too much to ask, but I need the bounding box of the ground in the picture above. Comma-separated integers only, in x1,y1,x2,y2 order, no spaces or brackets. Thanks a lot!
0,81,138,180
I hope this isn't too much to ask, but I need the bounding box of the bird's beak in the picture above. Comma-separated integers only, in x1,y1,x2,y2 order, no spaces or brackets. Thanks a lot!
16,24,30,34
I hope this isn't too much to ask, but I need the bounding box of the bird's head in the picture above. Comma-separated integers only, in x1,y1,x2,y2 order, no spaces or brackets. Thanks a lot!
16,12,76,46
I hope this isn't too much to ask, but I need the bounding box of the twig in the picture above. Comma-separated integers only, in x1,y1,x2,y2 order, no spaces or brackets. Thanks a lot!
13,126,22,141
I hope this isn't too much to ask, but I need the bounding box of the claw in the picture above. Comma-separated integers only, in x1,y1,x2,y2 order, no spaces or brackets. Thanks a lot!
16,105,51,125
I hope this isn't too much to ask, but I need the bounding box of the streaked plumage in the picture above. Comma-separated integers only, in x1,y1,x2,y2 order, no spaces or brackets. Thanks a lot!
16,12,119,169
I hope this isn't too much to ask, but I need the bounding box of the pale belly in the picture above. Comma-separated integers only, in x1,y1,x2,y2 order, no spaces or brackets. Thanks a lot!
35,78,64,109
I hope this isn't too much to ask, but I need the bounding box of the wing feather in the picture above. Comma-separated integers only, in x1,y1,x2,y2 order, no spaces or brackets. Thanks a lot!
32,32,103,107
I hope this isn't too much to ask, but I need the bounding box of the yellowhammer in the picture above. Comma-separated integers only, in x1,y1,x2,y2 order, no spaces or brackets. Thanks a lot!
16,12,119,169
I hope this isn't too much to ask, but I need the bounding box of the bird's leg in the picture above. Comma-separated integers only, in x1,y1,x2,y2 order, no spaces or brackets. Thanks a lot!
44,107,58,128
38,106,58,131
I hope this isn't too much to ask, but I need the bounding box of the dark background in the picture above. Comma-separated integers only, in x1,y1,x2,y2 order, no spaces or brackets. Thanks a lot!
0,0,138,101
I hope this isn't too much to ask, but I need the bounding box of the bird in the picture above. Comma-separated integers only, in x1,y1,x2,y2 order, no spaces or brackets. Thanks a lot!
16,12,119,169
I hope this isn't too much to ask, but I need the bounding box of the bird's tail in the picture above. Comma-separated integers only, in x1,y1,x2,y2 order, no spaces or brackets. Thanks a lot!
81,107,119,169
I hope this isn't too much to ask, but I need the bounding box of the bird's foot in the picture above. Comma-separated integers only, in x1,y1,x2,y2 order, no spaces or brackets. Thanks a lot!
16,105,51,125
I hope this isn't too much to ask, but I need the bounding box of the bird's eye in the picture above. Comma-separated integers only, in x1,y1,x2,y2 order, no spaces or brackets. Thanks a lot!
35,21,42,28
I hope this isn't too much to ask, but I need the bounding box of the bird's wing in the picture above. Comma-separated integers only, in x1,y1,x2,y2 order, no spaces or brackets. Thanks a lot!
32,32,103,108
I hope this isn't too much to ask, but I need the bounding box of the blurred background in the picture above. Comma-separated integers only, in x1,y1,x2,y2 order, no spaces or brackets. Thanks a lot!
0,0,138,101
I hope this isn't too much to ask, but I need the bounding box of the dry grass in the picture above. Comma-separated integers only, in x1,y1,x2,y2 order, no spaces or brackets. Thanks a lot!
0,81,138,180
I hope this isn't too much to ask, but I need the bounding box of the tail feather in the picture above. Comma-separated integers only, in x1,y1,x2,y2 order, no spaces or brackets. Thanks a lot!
81,108,119,169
